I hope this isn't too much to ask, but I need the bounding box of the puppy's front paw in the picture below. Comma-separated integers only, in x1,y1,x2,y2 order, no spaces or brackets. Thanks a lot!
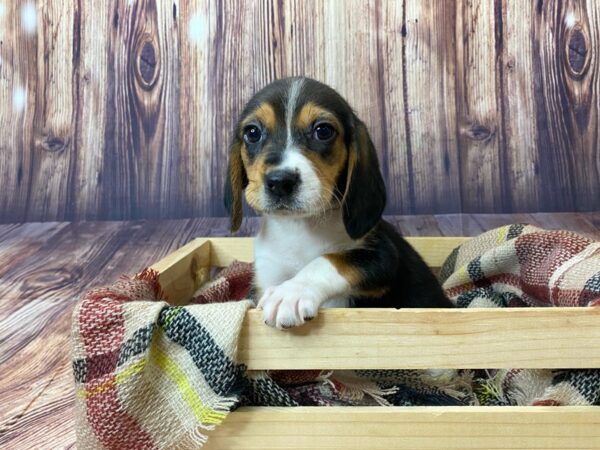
258,281,323,329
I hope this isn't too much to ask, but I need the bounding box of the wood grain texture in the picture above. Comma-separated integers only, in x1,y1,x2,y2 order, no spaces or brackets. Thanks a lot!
69,0,110,221
100,0,181,219
1,1,599,223
204,406,600,450
0,0,38,223
403,0,462,213
237,307,600,370
456,0,505,212
151,236,470,304
499,0,543,212
0,214,599,449
533,0,599,211
26,1,75,221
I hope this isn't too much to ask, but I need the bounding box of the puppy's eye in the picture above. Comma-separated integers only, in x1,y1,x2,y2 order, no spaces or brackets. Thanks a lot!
313,123,335,141
243,126,262,144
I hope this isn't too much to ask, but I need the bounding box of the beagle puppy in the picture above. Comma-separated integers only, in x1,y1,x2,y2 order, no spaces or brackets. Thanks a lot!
225,77,452,329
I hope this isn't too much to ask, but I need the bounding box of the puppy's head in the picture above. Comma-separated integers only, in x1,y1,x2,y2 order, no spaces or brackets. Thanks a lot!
225,77,386,239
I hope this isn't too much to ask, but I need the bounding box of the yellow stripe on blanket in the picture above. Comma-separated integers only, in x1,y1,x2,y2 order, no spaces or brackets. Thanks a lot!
151,346,228,425
455,265,472,286
496,225,509,244
77,359,147,399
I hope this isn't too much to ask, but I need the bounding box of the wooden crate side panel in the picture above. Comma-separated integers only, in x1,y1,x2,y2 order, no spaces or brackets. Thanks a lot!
150,238,211,304
204,406,600,450
207,236,470,267
238,308,600,370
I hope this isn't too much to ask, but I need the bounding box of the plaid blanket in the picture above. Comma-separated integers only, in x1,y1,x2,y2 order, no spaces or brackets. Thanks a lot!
440,223,600,308
440,224,600,406
71,269,252,448
72,224,600,449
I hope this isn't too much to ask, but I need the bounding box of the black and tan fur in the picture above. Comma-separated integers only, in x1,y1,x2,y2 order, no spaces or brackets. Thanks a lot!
225,77,451,329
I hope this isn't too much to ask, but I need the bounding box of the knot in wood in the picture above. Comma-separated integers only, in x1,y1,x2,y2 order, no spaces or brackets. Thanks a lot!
465,123,494,143
21,267,82,297
137,40,159,89
566,28,589,78
41,134,68,153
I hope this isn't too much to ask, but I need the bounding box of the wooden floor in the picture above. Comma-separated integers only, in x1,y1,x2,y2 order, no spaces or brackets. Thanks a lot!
1,213,599,449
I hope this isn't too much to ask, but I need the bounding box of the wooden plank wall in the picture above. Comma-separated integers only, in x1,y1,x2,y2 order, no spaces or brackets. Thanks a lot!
0,0,598,224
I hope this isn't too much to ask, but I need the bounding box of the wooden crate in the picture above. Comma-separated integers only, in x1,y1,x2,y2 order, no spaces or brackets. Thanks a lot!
151,237,600,450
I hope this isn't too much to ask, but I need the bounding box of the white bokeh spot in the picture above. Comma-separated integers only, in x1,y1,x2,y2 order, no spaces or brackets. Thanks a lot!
0,2,5,37
21,2,37,34
565,12,576,28
13,85,27,113
188,12,208,45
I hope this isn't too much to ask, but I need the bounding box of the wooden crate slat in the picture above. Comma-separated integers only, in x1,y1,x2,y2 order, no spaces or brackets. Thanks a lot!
147,235,600,450
149,236,470,303
150,237,600,369
239,308,600,370
206,236,470,267
151,238,211,304
204,406,600,450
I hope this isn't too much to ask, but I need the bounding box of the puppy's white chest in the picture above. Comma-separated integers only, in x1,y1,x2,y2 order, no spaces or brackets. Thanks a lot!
253,214,351,291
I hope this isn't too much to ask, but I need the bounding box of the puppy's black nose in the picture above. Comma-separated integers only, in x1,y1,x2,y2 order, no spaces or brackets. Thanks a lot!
265,170,299,197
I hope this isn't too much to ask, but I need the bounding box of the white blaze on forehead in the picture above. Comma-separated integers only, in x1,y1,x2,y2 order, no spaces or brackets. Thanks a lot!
285,78,304,148
278,78,324,209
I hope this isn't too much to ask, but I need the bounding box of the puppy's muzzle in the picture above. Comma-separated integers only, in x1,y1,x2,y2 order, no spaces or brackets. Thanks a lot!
265,169,300,199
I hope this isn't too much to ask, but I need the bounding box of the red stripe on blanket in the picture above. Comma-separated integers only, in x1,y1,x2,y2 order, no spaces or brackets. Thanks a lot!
589,298,600,307
87,376,156,449
80,296,155,449
533,399,562,406
516,232,590,306
445,274,521,299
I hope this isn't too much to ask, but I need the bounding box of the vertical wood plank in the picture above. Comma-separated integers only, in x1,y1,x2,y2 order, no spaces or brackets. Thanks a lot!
455,0,505,212
0,1,38,222
179,0,226,218
529,0,600,211
498,1,542,211
546,0,600,211
68,0,112,220
23,1,75,220
375,0,411,214
533,0,577,211
99,0,180,220
178,0,211,218
99,0,134,219
403,0,462,213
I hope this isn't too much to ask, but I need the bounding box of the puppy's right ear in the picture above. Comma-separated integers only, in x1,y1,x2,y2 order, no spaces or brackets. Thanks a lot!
224,140,248,232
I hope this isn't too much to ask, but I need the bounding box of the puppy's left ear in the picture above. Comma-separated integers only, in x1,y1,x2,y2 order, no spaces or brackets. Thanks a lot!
342,118,386,239
224,140,248,232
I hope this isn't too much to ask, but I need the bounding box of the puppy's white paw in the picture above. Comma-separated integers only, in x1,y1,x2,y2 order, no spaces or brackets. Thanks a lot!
258,280,323,329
